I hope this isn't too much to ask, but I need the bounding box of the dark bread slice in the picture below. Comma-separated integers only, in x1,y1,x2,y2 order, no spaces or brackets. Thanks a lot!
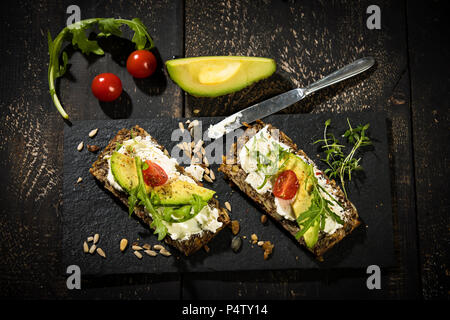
219,121,360,257
90,125,230,256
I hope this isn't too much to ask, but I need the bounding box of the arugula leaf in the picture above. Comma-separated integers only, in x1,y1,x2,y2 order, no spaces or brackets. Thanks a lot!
124,18,153,50
97,18,123,37
71,26,104,55
133,156,168,240
47,18,154,119
127,187,139,217
294,162,344,245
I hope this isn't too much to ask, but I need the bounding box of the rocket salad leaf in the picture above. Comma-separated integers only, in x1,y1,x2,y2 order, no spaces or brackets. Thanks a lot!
47,18,154,119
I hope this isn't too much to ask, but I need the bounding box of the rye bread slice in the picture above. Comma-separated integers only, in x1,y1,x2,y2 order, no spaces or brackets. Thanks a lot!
218,121,360,257
89,125,230,256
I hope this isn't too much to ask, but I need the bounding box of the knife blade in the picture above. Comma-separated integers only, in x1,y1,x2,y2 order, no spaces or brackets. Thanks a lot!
205,56,375,140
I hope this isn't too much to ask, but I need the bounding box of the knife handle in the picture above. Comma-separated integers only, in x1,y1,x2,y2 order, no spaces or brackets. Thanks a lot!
303,57,375,96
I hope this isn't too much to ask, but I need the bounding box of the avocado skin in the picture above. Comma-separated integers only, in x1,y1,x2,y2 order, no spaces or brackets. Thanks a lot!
110,152,215,204
165,56,276,97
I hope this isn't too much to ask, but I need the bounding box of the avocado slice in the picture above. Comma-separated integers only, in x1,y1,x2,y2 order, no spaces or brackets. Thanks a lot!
282,154,315,218
110,152,139,192
166,56,276,97
110,152,215,204
303,220,320,248
281,154,319,247
153,180,215,205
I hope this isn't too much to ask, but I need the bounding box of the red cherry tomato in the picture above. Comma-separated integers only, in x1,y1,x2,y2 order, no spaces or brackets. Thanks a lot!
272,170,299,200
142,160,168,187
91,73,122,102
126,50,157,78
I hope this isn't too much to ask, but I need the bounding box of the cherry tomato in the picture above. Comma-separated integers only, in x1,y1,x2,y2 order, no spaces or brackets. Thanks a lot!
142,160,168,187
272,170,299,200
91,73,122,102
126,50,157,78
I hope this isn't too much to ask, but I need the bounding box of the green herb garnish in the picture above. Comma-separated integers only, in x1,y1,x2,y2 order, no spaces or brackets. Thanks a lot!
314,118,371,198
127,157,208,240
128,156,167,240
294,163,344,242
47,18,154,119
254,141,290,190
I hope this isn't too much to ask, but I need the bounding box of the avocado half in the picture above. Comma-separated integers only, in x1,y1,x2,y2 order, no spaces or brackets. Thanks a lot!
165,56,276,97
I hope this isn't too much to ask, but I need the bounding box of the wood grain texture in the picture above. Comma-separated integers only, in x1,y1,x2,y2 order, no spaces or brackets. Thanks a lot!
184,0,407,117
0,0,183,298
407,0,450,299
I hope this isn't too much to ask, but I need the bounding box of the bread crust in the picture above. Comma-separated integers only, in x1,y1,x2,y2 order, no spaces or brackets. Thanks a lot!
219,121,360,257
89,125,230,256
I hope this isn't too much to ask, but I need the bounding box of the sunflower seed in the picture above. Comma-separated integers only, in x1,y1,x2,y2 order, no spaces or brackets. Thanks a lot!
204,174,213,183
203,156,209,167
76,177,83,183
144,249,157,257
83,241,89,253
231,236,242,253
142,243,151,250
209,170,215,180
153,244,165,251
96,247,106,258
77,141,84,151
132,245,143,251
178,122,185,132
224,201,231,211
159,249,172,256
204,167,210,175
89,244,96,254
231,220,240,235
93,233,99,244
87,236,94,242
260,214,268,224
133,251,143,259
188,119,199,129
120,239,128,252
88,128,98,138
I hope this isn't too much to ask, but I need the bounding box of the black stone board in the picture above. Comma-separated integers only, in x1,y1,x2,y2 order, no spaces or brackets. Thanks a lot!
62,112,394,274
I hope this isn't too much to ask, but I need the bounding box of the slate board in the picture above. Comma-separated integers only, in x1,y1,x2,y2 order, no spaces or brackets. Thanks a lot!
63,112,394,275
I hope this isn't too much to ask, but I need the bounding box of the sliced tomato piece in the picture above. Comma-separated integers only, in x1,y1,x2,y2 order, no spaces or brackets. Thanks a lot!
272,170,299,200
142,160,168,187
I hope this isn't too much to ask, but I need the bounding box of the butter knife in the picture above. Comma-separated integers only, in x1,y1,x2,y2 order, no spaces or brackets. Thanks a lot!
206,56,375,139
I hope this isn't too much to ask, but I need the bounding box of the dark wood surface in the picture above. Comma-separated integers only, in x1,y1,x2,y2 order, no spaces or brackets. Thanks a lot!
0,0,447,299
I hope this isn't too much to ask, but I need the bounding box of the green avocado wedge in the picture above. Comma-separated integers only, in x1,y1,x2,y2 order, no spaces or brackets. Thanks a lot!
165,56,276,97
110,152,215,204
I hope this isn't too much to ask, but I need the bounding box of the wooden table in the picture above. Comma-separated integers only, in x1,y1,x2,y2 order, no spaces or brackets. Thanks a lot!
0,0,448,299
